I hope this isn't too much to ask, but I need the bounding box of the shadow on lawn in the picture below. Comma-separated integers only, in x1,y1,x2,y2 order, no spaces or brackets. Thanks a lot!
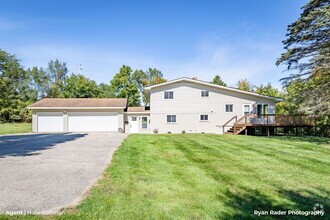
0,133,86,158
219,187,329,219
267,136,330,145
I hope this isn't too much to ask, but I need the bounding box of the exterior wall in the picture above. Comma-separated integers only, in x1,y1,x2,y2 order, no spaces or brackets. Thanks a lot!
150,82,276,134
124,113,151,133
32,109,124,132
32,110,38,132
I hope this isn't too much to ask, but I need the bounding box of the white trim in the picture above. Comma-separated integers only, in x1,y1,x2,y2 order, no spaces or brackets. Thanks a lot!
201,90,209,98
28,107,126,110
200,114,209,121
166,115,177,123
145,77,279,101
256,103,269,114
164,91,174,100
125,112,150,114
141,116,149,130
225,104,234,113
242,104,252,115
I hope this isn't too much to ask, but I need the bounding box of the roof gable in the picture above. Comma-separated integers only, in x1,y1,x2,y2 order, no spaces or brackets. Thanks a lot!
145,77,279,101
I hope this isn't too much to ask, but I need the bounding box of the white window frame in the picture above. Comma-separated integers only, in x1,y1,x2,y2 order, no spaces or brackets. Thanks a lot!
256,103,269,115
243,104,252,115
166,115,176,123
225,104,234,113
200,114,209,121
141,116,149,129
164,91,174,99
201,90,209,97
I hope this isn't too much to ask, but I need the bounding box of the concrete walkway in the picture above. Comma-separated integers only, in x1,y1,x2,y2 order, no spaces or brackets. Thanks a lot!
0,132,127,213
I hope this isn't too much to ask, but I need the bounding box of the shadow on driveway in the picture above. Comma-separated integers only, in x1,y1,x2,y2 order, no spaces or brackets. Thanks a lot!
0,133,86,158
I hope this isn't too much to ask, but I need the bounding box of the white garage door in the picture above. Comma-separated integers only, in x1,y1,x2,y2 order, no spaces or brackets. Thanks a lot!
38,112,63,132
68,112,118,132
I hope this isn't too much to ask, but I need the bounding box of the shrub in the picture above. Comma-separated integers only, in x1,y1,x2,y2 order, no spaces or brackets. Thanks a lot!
181,130,186,134
153,129,159,134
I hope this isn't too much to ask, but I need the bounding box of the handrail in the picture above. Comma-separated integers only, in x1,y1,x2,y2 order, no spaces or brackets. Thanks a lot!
222,115,237,134
234,115,247,125
240,114,316,126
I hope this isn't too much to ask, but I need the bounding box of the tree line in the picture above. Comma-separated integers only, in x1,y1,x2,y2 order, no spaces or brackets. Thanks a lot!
0,48,328,136
0,49,166,123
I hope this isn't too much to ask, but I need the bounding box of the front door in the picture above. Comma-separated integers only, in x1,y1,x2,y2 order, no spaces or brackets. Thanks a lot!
141,116,148,130
130,116,139,133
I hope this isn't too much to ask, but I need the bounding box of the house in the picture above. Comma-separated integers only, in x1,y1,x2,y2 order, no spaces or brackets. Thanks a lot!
29,77,284,134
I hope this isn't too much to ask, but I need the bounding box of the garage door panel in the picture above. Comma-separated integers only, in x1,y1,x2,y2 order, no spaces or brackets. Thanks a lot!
68,112,118,132
38,112,63,132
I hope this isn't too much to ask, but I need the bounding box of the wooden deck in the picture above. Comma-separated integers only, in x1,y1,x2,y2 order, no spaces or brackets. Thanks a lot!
224,114,316,135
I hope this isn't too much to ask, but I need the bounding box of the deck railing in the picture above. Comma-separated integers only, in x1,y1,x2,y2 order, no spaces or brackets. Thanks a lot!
235,114,316,126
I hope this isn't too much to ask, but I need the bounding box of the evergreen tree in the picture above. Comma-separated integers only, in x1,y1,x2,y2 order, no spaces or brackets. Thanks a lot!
276,0,330,116
211,75,227,86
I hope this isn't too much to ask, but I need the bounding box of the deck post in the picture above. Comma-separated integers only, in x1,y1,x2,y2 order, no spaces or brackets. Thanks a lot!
267,127,269,136
295,127,298,136
245,128,247,135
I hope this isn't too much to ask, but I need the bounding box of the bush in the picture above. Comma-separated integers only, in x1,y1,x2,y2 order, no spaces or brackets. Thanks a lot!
153,129,159,134
181,130,186,134
167,131,171,134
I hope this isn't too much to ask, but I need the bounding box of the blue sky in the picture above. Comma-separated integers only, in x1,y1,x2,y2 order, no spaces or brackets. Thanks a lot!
1,0,307,88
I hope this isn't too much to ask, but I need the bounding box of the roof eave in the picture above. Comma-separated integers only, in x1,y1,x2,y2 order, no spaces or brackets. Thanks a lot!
28,107,126,110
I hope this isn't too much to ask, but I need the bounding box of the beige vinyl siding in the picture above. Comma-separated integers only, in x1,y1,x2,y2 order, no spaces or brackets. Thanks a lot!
150,82,275,134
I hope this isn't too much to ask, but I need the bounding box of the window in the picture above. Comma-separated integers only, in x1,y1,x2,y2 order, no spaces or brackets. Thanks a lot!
201,90,209,97
225,104,234,112
164,91,174,99
141,117,148,129
166,115,176,123
243,104,250,115
131,117,137,121
200,115,209,121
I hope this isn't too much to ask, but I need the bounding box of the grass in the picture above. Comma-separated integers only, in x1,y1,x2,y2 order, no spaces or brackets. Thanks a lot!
0,123,31,135
59,134,329,219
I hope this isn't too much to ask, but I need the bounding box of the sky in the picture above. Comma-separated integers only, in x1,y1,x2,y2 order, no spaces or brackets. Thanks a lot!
0,0,308,88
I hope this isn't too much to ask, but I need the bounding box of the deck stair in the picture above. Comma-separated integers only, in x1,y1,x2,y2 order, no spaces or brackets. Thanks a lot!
225,124,246,135
223,115,247,135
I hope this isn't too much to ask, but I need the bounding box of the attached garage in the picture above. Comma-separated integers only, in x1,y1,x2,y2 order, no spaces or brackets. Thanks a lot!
68,112,118,132
37,112,63,132
29,98,127,133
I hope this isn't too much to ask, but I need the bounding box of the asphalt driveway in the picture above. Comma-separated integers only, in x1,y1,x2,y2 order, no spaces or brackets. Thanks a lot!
0,132,127,213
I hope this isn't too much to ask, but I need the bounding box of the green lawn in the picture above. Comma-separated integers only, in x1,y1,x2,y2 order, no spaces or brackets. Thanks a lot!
61,134,329,219
0,123,31,135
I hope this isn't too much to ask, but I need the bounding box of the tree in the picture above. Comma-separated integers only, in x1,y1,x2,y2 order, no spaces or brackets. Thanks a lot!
63,74,100,98
110,65,141,106
276,0,330,115
255,83,282,98
236,79,254,92
98,83,115,98
211,75,227,86
139,68,166,105
26,66,50,100
47,59,68,98
0,49,33,122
